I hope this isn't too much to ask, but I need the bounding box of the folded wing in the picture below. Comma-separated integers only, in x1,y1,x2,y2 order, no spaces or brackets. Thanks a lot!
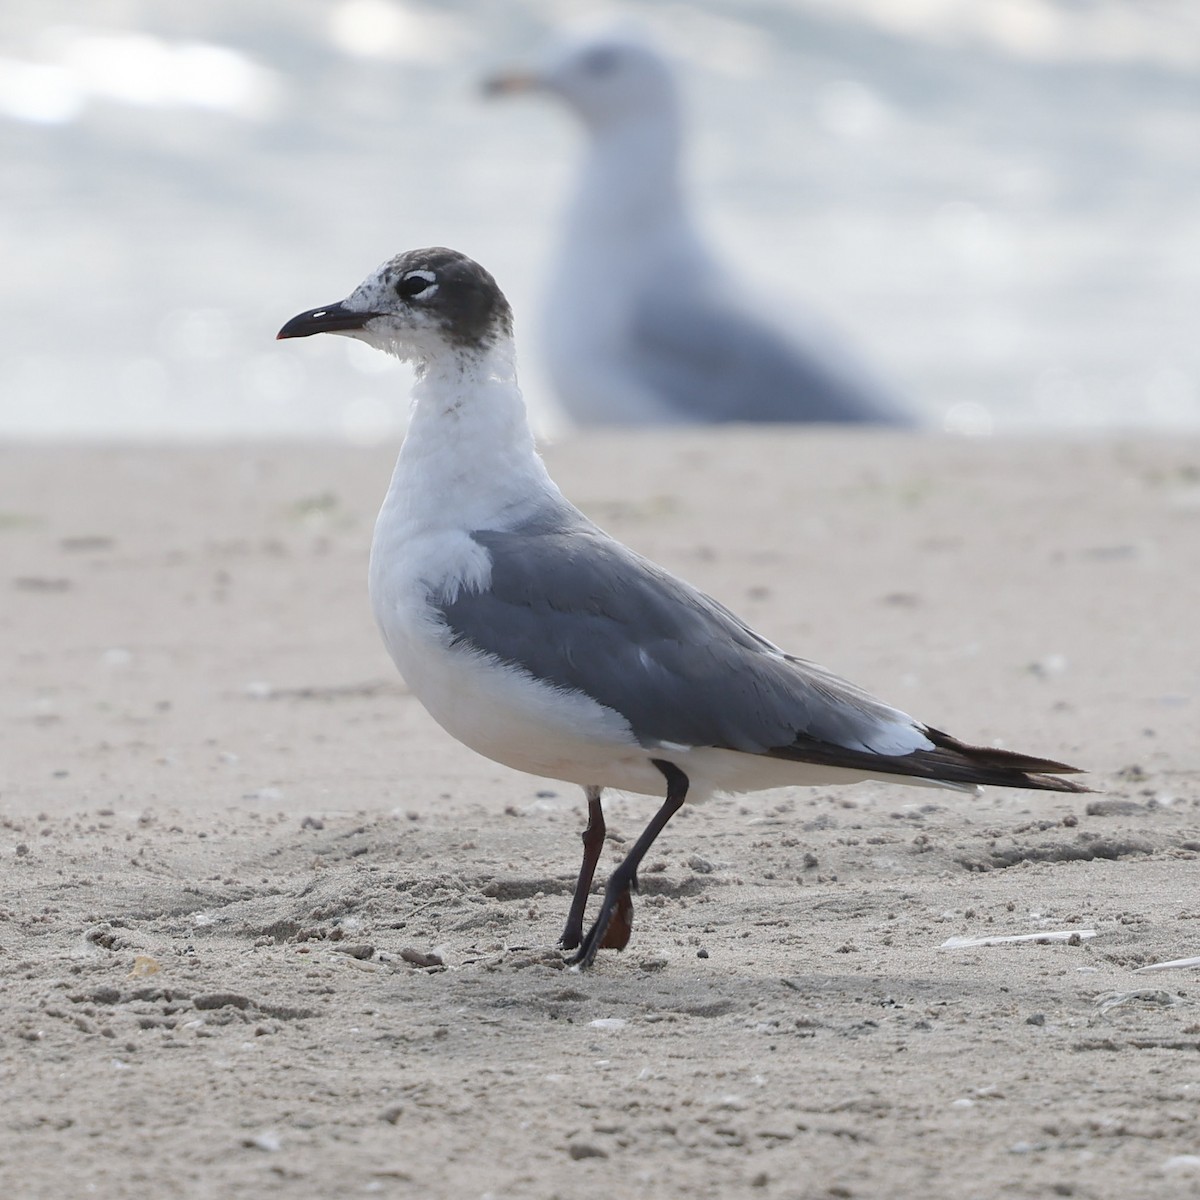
435,514,1085,792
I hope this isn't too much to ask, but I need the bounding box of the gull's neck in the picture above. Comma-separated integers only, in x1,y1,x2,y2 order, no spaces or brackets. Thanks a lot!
570,112,696,250
382,338,561,534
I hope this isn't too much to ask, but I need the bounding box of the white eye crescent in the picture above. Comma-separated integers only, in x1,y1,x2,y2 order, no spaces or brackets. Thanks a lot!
398,270,438,300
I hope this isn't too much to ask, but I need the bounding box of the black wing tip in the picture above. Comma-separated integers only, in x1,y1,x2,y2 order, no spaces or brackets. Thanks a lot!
1009,772,1094,795
923,727,1088,782
896,754,1093,794
765,725,1091,793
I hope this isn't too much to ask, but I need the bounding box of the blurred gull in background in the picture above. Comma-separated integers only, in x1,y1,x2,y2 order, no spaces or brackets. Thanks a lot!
486,29,912,428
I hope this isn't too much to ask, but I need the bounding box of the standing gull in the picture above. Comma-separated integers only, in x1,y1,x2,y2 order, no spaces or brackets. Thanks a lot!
278,247,1084,969
485,31,910,427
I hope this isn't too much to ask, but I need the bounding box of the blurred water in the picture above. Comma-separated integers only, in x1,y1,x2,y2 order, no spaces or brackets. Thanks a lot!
2,0,1198,439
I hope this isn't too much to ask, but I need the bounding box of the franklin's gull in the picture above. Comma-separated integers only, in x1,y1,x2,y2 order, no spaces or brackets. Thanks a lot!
278,247,1084,969
485,31,910,427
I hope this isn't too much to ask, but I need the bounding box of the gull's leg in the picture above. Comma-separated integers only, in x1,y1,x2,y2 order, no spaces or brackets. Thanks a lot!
569,760,688,969
598,885,634,951
559,785,605,951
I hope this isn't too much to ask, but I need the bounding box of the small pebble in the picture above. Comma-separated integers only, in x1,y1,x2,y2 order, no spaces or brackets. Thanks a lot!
1025,1012,1046,1026
567,1142,608,1160
1163,1155,1200,1173
332,944,375,960
1085,798,1147,817
399,947,443,968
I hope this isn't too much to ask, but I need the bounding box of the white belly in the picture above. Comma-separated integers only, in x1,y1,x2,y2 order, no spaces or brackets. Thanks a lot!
398,620,668,791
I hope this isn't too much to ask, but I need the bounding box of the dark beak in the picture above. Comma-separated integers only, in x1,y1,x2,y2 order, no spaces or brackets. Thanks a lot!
276,302,378,340
481,70,540,98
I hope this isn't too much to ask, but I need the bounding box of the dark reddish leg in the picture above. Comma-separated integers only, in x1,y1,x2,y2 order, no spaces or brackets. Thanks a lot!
558,785,605,951
569,760,688,969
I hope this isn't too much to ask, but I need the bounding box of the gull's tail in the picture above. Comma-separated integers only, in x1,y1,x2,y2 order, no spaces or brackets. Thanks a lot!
770,725,1091,793
912,727,1091,793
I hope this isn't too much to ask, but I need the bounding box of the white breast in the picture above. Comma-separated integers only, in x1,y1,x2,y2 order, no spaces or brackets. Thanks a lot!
390,618,664,792
368,499,664,795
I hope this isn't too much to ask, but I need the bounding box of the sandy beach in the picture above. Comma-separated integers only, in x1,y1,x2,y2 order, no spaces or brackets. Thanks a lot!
3,430,1199,1199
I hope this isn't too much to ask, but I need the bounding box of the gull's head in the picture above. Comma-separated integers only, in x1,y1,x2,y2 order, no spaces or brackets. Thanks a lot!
485,30,678,135
277,247,513,366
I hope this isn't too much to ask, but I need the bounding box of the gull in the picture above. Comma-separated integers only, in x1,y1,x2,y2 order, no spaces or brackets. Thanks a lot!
278,247,1085,969
484,30,910,427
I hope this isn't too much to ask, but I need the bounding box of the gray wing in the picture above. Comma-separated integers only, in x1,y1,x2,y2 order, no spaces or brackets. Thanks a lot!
436,516,920,758
629,281,910,426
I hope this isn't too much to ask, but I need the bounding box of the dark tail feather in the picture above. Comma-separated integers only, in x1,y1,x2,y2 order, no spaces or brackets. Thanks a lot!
918,727,1091,793
767,725,1091,793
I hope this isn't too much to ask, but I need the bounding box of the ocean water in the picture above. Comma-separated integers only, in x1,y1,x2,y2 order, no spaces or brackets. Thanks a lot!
3,0,1198,440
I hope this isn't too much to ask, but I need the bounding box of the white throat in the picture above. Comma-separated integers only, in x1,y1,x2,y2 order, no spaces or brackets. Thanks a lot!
377,337,561,538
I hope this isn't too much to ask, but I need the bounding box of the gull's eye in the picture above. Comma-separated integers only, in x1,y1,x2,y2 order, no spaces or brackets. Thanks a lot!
397,270,437,300
582,47,619,76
